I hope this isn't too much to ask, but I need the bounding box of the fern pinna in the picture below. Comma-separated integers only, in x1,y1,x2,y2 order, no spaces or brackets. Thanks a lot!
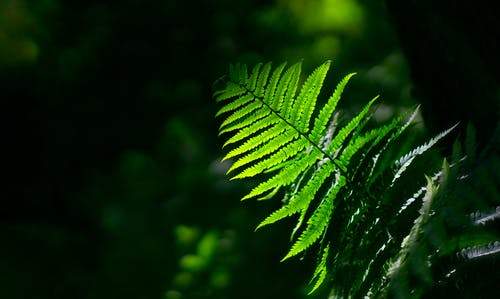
213,61,461,296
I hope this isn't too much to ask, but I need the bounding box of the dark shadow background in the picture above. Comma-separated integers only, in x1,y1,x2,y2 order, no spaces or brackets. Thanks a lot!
1,0,497,298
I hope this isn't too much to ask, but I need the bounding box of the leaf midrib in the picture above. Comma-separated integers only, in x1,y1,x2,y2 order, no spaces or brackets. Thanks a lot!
235,81,345,171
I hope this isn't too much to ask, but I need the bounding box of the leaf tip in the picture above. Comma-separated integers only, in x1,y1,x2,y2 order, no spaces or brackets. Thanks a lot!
281,251,294,262
241,194,252,201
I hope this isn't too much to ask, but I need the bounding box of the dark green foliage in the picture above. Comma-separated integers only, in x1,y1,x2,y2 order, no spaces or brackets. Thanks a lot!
405,124,500,299
213,61,497,296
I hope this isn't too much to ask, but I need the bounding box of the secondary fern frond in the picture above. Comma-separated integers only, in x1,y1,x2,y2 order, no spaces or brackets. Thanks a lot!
471,206,500,225
392,123,458,184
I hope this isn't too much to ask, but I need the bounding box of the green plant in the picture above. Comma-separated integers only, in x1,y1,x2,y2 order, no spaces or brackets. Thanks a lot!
213,61,500,297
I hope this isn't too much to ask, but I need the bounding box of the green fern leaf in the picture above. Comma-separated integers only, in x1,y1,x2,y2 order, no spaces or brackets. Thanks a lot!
256,162,335,229
222,122,289,162
254,62,272,96
242,148,322,200
219,99,261,131
308,245,331,294
282,62,302,119
246,63,263,92
269,62,299,110
262,62,287,104
309,73,356,143
214,81,247,102
283,174,346,260
216,93,255,117
232,139,307,180
337,127,382,170
291,60,331,132
222,115,279,148
325,96,379,171
226,127,296,173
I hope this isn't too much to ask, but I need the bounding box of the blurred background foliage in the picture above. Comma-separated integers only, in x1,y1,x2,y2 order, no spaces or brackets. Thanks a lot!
2,0,420,298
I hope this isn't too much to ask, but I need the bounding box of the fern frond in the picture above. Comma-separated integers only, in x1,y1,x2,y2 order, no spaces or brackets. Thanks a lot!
214,61,457,296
